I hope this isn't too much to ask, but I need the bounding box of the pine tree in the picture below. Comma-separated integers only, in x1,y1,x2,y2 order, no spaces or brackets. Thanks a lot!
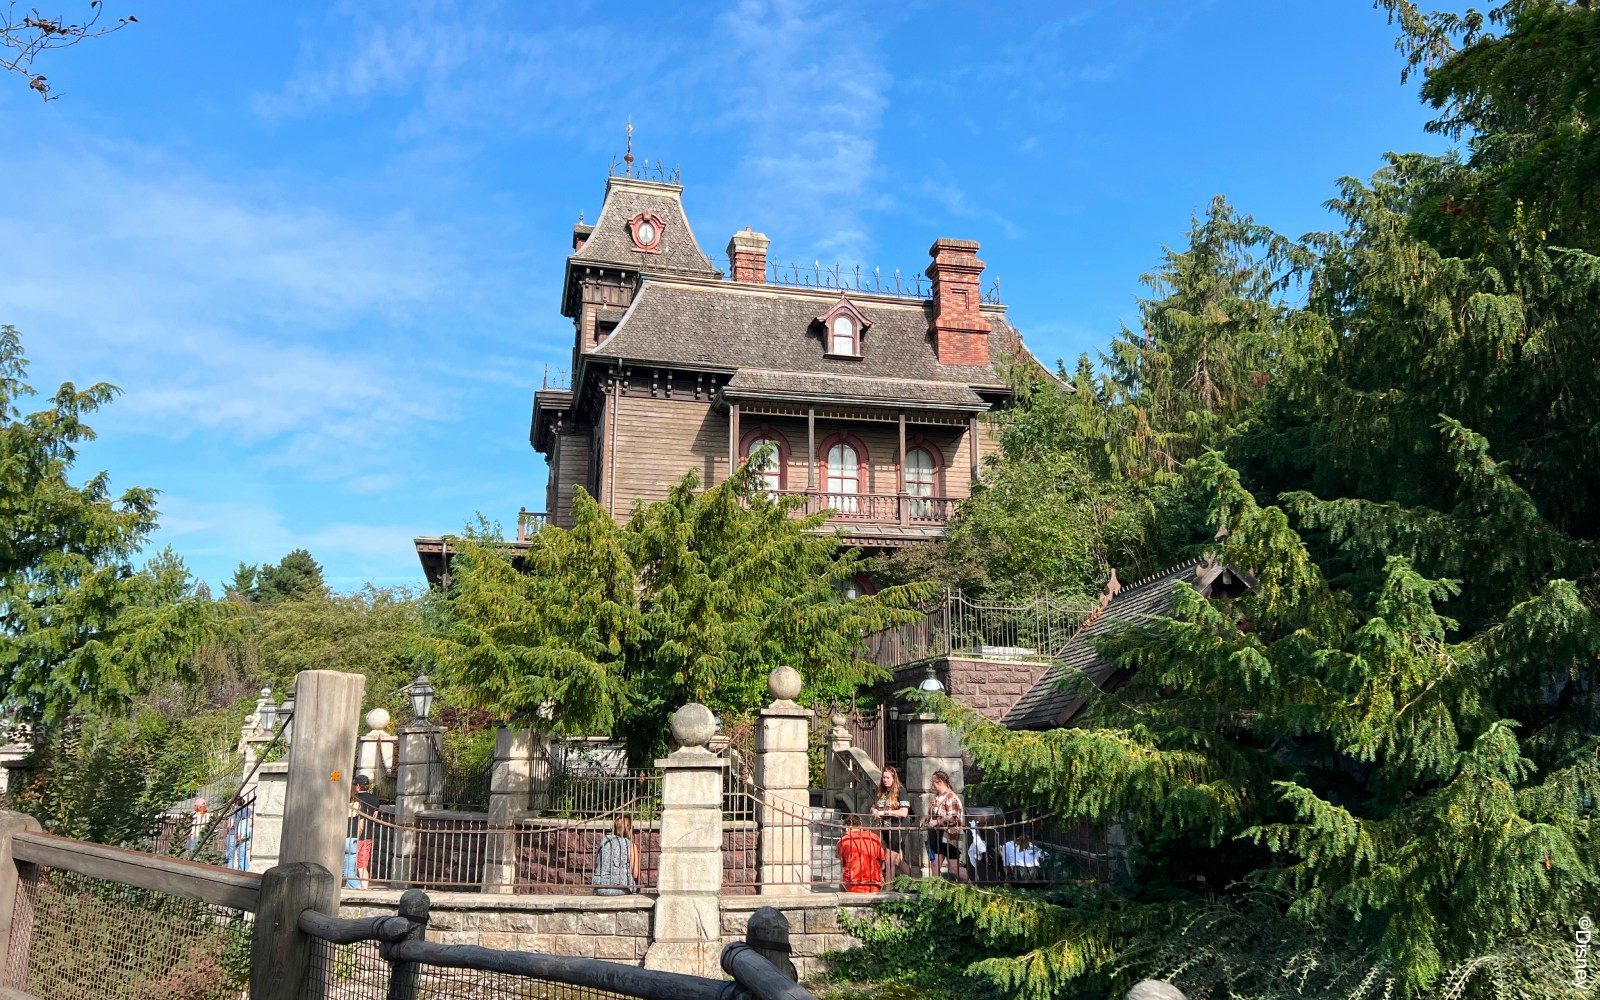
0,326,222,722
225,562,257,602
255,548,326,604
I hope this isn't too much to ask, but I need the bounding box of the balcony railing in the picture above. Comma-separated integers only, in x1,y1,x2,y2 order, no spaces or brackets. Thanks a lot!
516,508,548,541
770,489,956,526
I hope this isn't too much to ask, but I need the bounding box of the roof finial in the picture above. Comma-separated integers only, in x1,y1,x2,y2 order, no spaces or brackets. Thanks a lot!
624,117,634,177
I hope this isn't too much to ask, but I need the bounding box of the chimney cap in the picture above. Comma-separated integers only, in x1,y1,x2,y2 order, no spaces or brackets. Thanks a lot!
929,238,981,255
728,228,771,253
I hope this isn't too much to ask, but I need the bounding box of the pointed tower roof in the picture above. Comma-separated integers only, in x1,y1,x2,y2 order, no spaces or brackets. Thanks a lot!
569,175,720,277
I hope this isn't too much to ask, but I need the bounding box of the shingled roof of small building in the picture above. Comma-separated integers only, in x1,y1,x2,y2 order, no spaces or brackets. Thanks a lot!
1003,560,1209,731
570,175,720,277
591,279,1015,387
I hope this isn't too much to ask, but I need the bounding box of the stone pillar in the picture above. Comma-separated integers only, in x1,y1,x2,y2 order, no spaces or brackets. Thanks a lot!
390,723,442,884
484,726,536,892
643,704,726,978
355,708,399,800
904,713,963,878
823,713,853,812
280,670,366,905
755,666,812,894
246,761,288,874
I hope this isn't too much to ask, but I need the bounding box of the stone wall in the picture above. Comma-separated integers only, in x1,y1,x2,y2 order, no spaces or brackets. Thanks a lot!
722,893,890,980
342,890,656,964
942,656,1053,722
339,888,895,979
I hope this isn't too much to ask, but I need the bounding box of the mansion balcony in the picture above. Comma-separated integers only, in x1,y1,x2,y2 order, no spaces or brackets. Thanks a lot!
768,489,955,545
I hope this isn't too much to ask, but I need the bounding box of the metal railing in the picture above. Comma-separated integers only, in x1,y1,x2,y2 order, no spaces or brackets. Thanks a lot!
742,793,1115,892
516,508,549,541
862,589,1096,671
771,489,957,527
708,255,1005,305
300,886,818,1000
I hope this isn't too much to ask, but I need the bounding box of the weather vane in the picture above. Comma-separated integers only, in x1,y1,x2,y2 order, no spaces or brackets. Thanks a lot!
624,118,634,177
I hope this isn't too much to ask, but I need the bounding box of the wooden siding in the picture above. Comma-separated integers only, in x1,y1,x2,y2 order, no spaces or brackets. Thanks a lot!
609,393,731,511
548,430,593,528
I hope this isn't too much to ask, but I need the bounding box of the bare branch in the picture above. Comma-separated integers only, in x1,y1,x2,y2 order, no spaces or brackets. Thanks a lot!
1,2,137,101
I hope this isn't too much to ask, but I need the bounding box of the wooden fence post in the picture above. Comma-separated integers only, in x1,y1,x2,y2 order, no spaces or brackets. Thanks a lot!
280,670,365,904
249,861,336,1000
0,811,42,989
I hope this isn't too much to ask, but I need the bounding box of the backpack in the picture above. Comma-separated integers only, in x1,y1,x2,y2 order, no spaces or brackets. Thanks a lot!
593,834,634,889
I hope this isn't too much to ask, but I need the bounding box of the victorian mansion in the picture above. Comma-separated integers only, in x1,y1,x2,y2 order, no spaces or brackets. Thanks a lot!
415,167,1050,583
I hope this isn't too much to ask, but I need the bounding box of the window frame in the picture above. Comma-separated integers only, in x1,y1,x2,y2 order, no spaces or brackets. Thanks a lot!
739,427,791,491
818,432,870,513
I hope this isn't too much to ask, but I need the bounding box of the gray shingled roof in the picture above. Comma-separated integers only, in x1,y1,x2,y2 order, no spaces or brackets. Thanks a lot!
724,369,987,410
592,280,1013,387
570,177,719,276
1003,561,1204,731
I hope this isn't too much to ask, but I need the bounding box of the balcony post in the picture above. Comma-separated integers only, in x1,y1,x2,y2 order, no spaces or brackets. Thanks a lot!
898,412,910,526
968,414,981,485
807,407,816,491
728,402,741,482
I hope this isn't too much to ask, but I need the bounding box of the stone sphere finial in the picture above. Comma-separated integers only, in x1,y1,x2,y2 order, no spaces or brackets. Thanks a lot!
830,712,848,728
1126,981,1187,1000
365,707,392,732
670,703,717,749
768,666,802,702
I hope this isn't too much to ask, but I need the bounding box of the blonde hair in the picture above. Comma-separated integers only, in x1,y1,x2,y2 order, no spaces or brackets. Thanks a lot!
613,816,633,839
879,765,906,800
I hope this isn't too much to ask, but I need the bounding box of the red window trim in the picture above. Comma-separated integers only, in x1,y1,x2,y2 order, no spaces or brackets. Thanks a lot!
627,211,665,253
817,432,870,492
740,427,790,489
903,438,945,494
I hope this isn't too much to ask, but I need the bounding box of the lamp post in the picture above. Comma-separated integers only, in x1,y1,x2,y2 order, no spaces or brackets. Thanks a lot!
256,687,277,734
408,675,436,726
279,688,296,747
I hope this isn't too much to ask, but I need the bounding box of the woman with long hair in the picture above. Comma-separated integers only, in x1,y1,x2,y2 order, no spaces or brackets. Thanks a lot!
869,765,913,877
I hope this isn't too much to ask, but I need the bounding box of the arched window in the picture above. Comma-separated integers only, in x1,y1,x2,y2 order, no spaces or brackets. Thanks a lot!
904,442,943,518
819,434,867,515
740,428,789,492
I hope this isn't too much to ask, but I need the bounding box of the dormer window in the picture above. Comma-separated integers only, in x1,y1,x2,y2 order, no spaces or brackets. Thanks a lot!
830,315,857,355
818,298,871,359
628,212,664,253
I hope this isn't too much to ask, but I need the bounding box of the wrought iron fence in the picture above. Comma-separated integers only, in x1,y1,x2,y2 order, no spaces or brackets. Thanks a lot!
707,256,1004,305
862,590,1096,672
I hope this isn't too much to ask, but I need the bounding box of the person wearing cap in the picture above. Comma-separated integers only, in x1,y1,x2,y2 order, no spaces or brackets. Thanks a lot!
349,775,380,888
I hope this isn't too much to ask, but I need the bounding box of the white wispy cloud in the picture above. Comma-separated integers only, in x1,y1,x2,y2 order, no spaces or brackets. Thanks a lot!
920,179,1023,241
714,0,889,263
0,137,474,482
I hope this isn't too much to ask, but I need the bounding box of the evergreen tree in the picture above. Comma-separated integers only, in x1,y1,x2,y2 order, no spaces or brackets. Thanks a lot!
0,326,222,722
255,548,326,604
433,465,927,757
225,562,257,602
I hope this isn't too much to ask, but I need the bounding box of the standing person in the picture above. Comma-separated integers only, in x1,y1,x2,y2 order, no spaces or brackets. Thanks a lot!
924,771,966,881
187,798,208,859
869,765,913,877
352,775,380,888
593,815,640,896
229,803,253,872
836,813,888,892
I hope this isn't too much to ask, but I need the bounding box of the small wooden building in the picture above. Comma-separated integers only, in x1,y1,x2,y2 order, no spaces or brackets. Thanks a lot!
418,170,1052,583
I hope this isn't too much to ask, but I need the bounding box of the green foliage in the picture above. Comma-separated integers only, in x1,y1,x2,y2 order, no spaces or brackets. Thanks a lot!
13,697,244,846
224,562,257,601
823,897,1013,1000
433,465,928,758
254,548,327,604
251,584,431,716
0,326,228,723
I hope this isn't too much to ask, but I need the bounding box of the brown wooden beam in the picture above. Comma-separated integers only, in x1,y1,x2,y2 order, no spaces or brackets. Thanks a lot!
807,407,817,490
968,415,980,484
729,401,741,482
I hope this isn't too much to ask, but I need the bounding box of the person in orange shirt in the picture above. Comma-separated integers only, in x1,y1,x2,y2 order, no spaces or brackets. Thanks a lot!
837,813,887,892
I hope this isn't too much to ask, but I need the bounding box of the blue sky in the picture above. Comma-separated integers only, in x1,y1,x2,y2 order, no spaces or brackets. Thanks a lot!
4,0,1459,593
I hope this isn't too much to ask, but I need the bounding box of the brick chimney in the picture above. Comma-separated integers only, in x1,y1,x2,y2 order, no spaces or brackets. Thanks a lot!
572,222,594,252
927,239,991,365
727,228,770,284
